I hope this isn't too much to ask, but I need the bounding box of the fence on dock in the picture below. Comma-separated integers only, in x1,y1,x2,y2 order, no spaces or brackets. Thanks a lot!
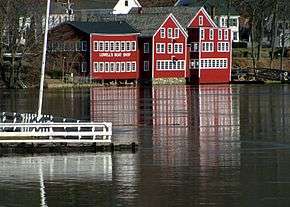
0,112,112,144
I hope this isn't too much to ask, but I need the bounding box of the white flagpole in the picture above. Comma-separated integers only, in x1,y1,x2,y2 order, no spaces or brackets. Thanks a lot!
38,0,51,119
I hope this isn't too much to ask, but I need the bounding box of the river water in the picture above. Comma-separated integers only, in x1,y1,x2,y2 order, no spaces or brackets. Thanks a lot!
0,84,290,207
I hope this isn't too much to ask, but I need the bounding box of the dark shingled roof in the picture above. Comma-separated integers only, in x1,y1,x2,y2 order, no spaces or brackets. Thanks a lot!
65,21,139,34
74,0,119,10
123,6,200,37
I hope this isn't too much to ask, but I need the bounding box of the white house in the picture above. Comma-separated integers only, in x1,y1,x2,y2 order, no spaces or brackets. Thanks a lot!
215,15,240,42
113,0,141,14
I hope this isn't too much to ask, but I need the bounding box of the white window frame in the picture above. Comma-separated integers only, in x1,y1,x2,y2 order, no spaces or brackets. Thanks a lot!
174,28,179,38
126,41,131,52
200,29,205,40
121,42,125,52
218,30,222,40
81,41,87,51
210,29,214,40
168,43,173,54
99,62,104,72
94,62,98,72
110,41,114,52
104,41,109,52
126,62,131,72
115,41,120,52
116,62,120,72
93,41,98,51
121,62,126,72
199,16,203,26
132,41,136,51
105,62,110,72
168,28,173,38
132,62,136,72
160,28,165,38
99,41,104,52
224,30,229,40
81,62,87,72
144,43,149,53
110,62,115,72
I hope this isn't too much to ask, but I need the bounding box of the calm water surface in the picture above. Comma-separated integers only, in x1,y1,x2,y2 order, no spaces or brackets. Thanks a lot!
1,85,290,207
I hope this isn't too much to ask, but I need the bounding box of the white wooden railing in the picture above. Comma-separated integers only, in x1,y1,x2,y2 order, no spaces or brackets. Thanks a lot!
0,122,112,143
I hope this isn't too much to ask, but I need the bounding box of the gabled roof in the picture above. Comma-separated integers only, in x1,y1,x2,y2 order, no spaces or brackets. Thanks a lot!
176,0,239,16
75,0,119,10
62,21,139,35
138,0,177,7
123,6,200,37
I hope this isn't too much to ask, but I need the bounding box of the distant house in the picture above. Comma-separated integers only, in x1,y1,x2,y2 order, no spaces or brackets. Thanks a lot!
175,0,240,43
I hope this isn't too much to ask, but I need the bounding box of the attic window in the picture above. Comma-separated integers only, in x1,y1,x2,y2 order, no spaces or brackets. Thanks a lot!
199,16,203,26
125,0,128,6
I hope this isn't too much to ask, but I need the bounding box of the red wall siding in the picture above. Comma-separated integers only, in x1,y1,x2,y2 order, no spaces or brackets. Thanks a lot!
90,34,139,80
188,10,215,28
153,15,187,79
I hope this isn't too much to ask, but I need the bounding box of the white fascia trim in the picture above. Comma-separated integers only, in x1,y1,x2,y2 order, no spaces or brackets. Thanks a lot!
187,7,218,28
91,33,140,36
134,0,142,7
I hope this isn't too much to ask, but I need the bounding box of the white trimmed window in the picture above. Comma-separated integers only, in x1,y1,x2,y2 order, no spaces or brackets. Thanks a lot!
110,41,114,51
191,59,199,69
81,41,87,51
161,61,165,70
218,29,222,40
121,42,125,51
115,41,120,52
190,42,199,52
160,28,165,38
110,62,115,72
180,61,185,69
157,61,161,70
157,43,165,53
174,43,183,54
99,41,104,51
126,62,131,72
93,41,98,51
144,43,149,53
121,62,126,72
105,62,109,72
199,16,203,26
99,62,104,72
168,43,173,54
116,62,120,72
168,28,173,38
165,61,169,70
94,62,98,72
132,41,136,51
210,29,214,40
202,42,214,52
104,41,109,51
200,29,204,40
126,41,131,51
224,30,228,40
174,28,179,38
132,62,136,72
217,42,229,52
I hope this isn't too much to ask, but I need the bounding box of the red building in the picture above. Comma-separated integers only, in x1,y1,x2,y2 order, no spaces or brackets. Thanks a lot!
48,6,232,84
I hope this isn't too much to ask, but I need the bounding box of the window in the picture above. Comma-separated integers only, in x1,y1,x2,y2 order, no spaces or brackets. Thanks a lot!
144,61,149,71
99,62,104,72
126,62,131,72
233,32,238,41
202,42,214,52
200,60,204,68
174,28,179,38
217,42,229,52
157,43,165,53
104,41,109,51
221,17,226,27
168,43,173,54
115,41,120,52
81,62,87,72
110,42,114,51
99,41,104,51
116,62,120,72
94,62,98,72
176,61,180,69
161,61,165,70
121,62,126,72
174,43,183,54
121,42,125,51
165,61,169,70
132,62,136,72
75,42,81,51
125,0,128,6
218,30,222,40
144,43,149,53
157,61,161,70
200,29,204,40
224,30,228,40
110,62,115,72
94,41,98,51
126,41,131,51
224,60,227,68
105,62,109,72
212,60,216,68
190,42,199,52
169,61,172,70
180,61,185,69
132,41,136,51
160,28,165,38
168,28,173,38
199,16,203,26
81,41,87,51
210,29,214,40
